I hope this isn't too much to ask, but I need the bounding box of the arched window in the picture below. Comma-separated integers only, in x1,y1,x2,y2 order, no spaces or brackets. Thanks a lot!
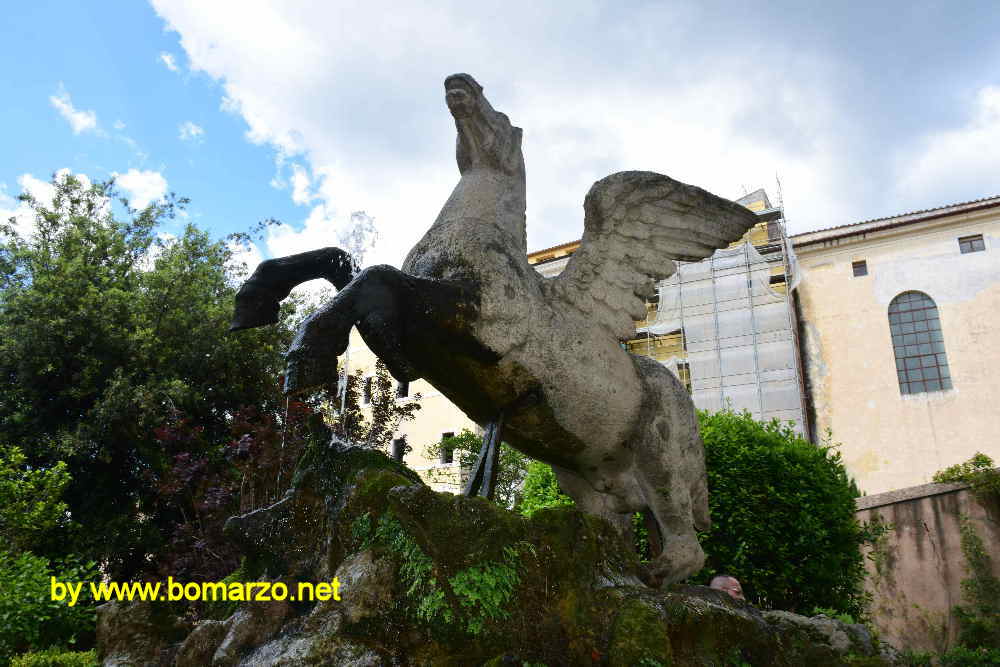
888,291,952,394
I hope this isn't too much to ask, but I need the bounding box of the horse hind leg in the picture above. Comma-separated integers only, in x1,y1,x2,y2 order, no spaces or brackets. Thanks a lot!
634,452,706,586
551,464,633,537
631,359,709,586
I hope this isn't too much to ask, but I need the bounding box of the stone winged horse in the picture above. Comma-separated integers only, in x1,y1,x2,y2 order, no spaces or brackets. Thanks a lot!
231,73,757,585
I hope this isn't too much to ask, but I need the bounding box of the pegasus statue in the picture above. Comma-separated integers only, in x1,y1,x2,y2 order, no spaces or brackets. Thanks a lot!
231,73,758,585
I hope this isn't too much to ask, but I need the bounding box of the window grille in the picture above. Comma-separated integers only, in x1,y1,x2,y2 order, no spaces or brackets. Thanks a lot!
959,234,985,254
888,291,951,394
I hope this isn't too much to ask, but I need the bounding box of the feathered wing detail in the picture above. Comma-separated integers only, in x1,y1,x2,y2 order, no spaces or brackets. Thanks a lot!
548,171,760,340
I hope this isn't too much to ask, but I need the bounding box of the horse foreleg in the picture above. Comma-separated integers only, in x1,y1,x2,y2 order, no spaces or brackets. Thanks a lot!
284,265,473,394
283,279,361,394
231,247,356,331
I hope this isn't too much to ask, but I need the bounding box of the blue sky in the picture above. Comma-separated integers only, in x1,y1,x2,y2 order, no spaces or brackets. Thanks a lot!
3,1,1000,268
1,1,300,249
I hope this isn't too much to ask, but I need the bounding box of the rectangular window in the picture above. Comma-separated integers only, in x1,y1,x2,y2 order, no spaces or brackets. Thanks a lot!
396,380,409,399
852,260,868,277
391,438,406,462
959,234,985,254
440,432,455,464
362,376,373,404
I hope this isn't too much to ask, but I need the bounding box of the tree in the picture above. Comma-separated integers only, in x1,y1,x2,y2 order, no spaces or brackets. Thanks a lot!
0,172,299,577
0,444,98,662
0,550,98,663
150,399,331,583
424,429,530,508
328,360,421,453
695,410,867,616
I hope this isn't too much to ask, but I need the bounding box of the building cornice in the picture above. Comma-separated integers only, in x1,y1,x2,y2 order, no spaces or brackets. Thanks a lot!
791,195,1000,250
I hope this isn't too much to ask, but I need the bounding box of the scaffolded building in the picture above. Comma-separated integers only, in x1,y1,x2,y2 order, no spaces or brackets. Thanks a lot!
529,189,810,435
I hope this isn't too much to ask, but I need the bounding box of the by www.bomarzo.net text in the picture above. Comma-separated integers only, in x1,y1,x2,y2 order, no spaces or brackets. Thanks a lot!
50,577,342,607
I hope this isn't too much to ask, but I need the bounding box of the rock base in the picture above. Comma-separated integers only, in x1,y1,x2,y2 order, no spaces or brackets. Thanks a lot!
98,445,898,666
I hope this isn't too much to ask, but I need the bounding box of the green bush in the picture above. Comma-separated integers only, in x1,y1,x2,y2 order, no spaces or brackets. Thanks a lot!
0,551,98,662
10,648,97,667
933,452,1000,505
696,410,867,616
0,445,73,555
937,645,1000,666
951,516,1000,651
518,461,574,518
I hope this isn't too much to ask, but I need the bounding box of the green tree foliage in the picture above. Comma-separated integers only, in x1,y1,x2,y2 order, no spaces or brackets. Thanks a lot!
0,444,73,554
424,429,529,508
518,460,573,517
516,410,868,616
10,647,98,667
952,516,1000,651
0,172,298,577
696,410,866,616
0,550,98,663
933,452,1000,505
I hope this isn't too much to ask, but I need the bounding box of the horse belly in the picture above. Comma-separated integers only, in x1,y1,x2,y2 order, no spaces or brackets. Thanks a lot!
499,328,644,472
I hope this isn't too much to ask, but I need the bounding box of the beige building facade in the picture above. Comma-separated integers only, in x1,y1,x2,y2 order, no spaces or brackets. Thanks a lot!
792,197,1000,494
338,331,479,493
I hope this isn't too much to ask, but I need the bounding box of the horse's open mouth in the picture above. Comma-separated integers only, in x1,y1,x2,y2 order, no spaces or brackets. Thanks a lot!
446,87,474,118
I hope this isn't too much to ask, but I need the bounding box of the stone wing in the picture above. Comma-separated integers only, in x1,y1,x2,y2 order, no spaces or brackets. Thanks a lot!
549,171,759,340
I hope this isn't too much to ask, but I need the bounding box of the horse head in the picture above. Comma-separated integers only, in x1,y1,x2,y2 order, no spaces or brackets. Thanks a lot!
446,73,524,178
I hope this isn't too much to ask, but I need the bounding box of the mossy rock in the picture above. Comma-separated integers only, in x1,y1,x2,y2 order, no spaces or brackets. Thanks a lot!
607,597,673,666
100,457,900,666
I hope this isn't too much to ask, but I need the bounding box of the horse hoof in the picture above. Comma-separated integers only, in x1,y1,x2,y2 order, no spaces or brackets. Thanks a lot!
649,538,706,586
284,348,340,395
284,356,316,395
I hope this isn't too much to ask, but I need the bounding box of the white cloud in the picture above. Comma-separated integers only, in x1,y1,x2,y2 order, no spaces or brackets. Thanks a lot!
114,169,168,209
0,183,22,236
0,183,15,208
289,163,312,205
19,173,59,208
151,1,992,255
114,120,126,130
49,84,99,135
893,86,1000,208
159,51,180,72
178,120,205,142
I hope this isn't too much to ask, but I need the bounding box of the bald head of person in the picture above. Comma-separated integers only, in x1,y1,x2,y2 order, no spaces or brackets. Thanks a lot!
709,574,745,601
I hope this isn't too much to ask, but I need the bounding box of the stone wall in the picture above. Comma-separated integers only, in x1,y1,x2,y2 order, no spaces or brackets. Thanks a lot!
856,479,1000,652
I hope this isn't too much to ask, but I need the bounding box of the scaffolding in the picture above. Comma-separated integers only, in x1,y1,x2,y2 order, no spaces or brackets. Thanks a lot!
632,211,808,434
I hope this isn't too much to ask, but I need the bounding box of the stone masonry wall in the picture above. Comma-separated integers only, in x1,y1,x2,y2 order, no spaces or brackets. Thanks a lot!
856,480,1000,652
